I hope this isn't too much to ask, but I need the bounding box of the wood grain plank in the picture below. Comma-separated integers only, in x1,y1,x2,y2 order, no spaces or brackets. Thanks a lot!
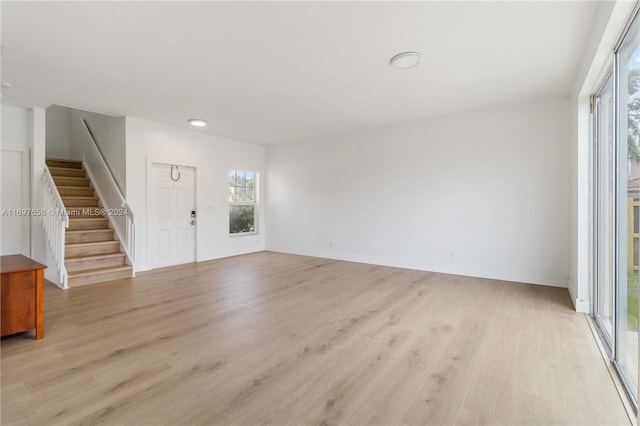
0,252,630,425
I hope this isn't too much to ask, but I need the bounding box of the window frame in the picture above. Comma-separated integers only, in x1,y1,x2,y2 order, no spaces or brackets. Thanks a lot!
228,169,258,236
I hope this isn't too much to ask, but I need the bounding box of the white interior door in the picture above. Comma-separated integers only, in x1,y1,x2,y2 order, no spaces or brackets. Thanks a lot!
1,148,30,255
150,163,196,268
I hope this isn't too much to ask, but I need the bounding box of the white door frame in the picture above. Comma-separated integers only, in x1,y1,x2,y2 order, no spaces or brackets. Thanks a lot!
146,158,197,269
0,146,31,255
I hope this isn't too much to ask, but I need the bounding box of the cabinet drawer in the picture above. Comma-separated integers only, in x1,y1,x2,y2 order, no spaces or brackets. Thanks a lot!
1,271,36,336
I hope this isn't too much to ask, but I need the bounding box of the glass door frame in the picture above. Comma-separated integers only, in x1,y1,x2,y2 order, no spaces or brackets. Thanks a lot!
592,69,615,358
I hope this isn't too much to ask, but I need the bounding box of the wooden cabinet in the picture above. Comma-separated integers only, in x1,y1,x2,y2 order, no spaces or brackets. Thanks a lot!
1,255,47,339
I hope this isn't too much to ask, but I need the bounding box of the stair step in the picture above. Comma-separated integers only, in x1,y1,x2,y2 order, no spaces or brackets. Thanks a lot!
66,228,114,244
68,265,132,287
66,240,120,257
65,252,126,272
47,157,131,287
57,186,94,197
46,158,83,169
68,217,109,230
48,166,86,178
53,176,91,187
62,196,100,207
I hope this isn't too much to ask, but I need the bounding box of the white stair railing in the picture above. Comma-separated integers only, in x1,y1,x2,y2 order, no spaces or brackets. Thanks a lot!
80,119,135,267
43,167,69,288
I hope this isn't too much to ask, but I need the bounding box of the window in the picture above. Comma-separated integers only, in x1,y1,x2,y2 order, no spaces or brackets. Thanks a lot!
229,170,257,234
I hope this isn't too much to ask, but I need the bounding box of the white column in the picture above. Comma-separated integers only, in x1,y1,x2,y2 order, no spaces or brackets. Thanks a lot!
30,107,47,263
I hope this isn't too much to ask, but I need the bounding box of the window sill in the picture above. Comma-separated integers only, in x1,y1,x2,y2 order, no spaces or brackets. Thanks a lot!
229,231,259,238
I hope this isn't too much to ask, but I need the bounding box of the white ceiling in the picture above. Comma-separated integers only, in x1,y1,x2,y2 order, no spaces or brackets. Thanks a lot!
1,1,600,145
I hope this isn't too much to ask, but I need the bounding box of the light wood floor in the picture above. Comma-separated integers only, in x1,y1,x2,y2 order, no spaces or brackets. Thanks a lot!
1,252,630,425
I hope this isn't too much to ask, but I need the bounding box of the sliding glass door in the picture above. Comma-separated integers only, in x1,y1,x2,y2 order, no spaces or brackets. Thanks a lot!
594,72,615,354
616,9,640,403
593,7,640,408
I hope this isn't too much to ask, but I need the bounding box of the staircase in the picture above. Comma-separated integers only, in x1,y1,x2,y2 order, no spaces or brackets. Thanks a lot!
46,158,132,286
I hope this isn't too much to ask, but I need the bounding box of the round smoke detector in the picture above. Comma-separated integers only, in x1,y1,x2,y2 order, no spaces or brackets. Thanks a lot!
389,52,421,69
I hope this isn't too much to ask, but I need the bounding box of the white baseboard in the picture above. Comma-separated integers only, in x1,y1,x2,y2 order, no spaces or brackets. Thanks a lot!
44,267,64,289
567,282,590,313
574,297,591,313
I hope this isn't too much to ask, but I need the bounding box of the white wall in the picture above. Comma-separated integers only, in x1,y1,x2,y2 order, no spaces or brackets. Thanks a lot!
126,117,266,272
267,98,571,287
45,105,127,194
2,104,31,148
68,108,126,194
45,104,71,159
1,105,31,256
0,105,47,263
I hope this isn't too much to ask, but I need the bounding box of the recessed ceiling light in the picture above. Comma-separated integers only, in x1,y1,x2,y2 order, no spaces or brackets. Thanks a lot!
188,119,208,127
390,52,421,69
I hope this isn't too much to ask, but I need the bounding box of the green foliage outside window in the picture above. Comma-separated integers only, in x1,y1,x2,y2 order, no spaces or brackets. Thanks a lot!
629,69,640,163
230,205,255,233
